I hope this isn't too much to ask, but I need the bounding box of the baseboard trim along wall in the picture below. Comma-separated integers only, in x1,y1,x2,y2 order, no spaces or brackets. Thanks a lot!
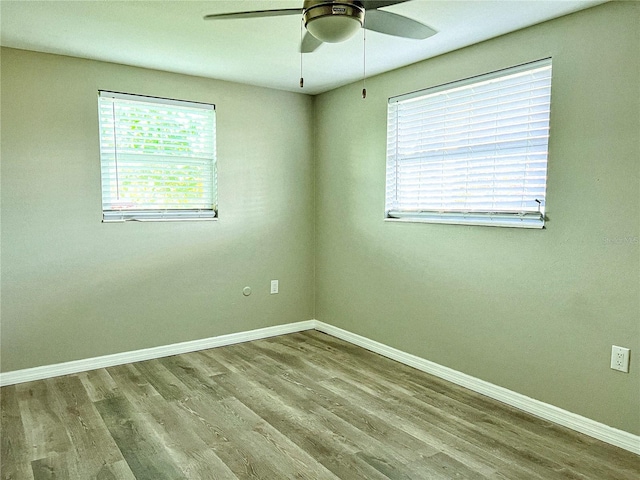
1,319,637,455
0,320,316,388
312,321,640,456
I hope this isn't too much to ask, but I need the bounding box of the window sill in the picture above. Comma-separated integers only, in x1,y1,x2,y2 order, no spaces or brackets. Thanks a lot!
102,210,217,223
384,212,544,229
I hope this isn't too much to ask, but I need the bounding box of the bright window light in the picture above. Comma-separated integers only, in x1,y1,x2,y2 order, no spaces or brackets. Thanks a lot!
385,59,553,228
98,91,217,222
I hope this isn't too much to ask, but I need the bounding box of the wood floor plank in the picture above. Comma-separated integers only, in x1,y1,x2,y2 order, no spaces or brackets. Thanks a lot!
95,459,138,480
218,362,458,478
177,359,343,480
320,373,549,479
130,360,192,403
77,369,120,403
48,376,129,475
409,388,636,480
211,371,392,479
107,363,238,479
2,330,639,479
15,380,72,462
1,385,35,480
156,354,231,402
106,363,161,401
233,346,441,466
405,451,492,480
94,396,187,480
178,395,312,479
333,339,609,466
172,400,273,479
328,372,575,478
126,396,238,479
31,452,71,480
279,334,511,476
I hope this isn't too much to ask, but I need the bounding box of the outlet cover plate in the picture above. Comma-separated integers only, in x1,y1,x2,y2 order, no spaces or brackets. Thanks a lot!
270,280,278,294
611,346,630,373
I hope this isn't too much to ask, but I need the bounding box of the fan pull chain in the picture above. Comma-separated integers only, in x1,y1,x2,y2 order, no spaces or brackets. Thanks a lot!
362,21,367,99
300,19,304,88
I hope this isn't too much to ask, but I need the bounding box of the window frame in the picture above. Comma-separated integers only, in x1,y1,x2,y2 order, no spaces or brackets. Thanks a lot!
384,58,553,229
98,91,217,223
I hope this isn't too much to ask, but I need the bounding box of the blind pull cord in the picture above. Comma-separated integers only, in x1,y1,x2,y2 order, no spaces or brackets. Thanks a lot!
110,102,121,200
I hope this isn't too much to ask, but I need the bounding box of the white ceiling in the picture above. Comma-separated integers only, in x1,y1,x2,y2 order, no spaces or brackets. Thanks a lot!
1,0,607,95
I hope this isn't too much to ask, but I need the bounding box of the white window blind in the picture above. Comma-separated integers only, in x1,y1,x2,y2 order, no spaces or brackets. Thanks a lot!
98,91,217,222
385,59,552,228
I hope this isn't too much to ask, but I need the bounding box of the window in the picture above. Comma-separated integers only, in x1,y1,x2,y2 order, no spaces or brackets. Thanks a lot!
385,59,552,228
98,91,216,222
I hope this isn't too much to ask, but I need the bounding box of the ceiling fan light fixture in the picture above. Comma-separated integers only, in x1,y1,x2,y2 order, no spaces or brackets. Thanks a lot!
303,1,364,43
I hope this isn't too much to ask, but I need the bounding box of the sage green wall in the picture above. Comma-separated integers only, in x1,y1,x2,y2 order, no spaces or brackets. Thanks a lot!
314,2,639,435
0,48,315,372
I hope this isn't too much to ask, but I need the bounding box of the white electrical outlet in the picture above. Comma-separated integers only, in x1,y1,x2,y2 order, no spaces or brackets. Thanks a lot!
270,280,279,294
610,346,630,373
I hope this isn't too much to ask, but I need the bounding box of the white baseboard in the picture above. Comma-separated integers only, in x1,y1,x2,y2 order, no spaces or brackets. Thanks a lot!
0,320,317,387
313,321,640,455
1,318,638,455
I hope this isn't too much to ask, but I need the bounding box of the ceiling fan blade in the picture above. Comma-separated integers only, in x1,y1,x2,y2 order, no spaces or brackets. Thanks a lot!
364,9,436,39
204,8,302,21
361,0,407,10
301,31,323,53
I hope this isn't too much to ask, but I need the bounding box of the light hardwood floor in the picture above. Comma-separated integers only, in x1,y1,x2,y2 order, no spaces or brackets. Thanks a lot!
1,330,639,479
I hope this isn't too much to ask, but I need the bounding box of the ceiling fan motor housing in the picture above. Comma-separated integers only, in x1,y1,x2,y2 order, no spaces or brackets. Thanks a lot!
303,0,365,43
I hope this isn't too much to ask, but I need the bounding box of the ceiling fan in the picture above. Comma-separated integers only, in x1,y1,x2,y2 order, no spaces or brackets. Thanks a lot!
204,1,437,53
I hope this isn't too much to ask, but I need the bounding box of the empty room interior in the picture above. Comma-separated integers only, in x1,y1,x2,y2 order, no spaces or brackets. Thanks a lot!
1,0,639,478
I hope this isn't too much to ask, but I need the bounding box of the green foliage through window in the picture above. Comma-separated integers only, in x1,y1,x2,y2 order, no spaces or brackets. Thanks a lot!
98,91,217,222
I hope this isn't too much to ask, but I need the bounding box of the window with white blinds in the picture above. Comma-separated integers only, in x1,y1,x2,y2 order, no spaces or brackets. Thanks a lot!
98,91,216,222
385,59,552,228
